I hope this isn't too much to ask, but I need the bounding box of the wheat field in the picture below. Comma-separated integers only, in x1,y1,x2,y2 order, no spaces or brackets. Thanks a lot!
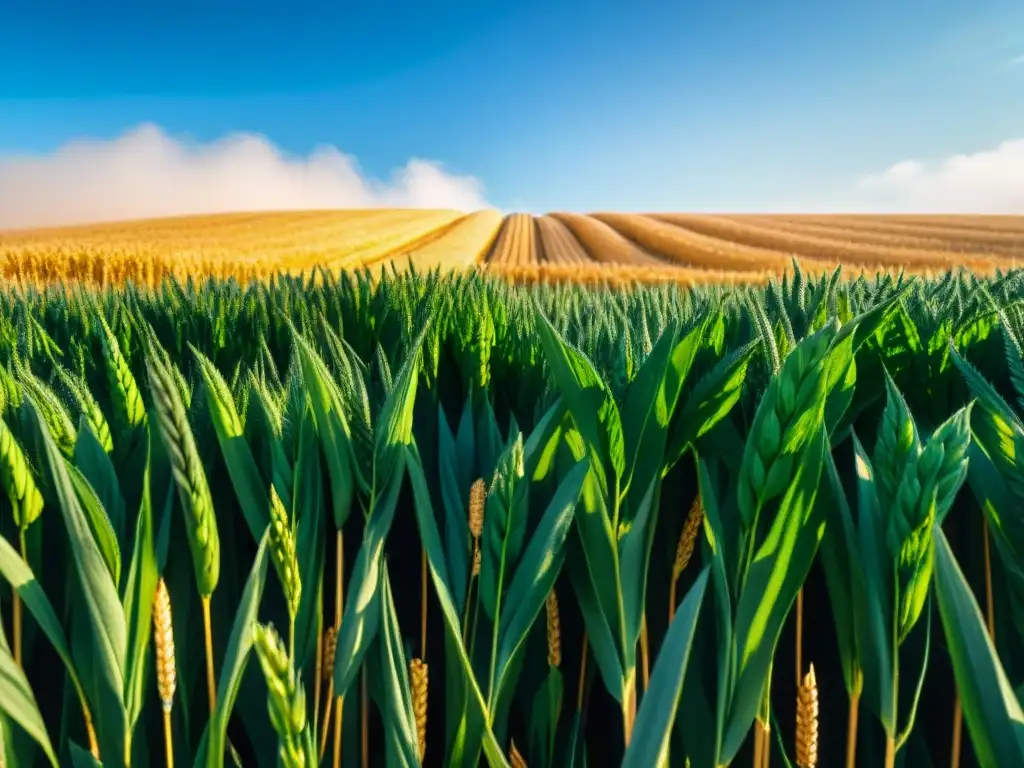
2,209,1023,285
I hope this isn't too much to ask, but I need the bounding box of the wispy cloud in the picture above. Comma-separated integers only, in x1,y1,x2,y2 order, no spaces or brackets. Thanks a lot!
853,138,1024,213
1000,53,1024,70
0,123,491,230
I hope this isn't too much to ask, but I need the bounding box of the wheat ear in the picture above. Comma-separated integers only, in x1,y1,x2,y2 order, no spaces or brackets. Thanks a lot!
153,579,176,768
669,496,703,622
253,623,315,768
319,627,338,760
409,658,428,762
796,665,819,768
546,590,562,668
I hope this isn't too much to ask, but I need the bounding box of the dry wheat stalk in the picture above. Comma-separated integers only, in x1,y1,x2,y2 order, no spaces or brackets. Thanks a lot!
796,665,819,768
409,658,428,762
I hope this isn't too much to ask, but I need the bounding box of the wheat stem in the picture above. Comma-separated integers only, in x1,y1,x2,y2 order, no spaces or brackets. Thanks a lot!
84,708,99,759
622,675,636,747
845,688,859,768
11,589,20,670
318,626,338,760
576,632,588,713
983,516,996,639
314,629,323,737
361,670,369,768
332,694,344,768
201,595,217,714
950,698,962,768
640,615,650,692
162,709,174,768
420,545,428,657
795,589,804,689
319,681,335,761
952,513,995,768
332,529,344,768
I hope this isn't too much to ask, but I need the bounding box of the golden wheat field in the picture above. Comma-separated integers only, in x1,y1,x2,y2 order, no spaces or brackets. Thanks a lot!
2,209,1023,286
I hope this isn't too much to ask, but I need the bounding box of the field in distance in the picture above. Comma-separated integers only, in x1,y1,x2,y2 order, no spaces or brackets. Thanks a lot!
3,209,1024,286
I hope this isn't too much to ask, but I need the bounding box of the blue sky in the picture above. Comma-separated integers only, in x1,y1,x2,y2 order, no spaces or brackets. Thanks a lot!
1,0,1023,221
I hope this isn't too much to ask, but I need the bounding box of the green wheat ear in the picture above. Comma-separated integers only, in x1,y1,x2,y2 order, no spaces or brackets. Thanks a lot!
0,417,43,530
145,332,220,597
269,483,302,620
98,312,147,431
253,623,314,768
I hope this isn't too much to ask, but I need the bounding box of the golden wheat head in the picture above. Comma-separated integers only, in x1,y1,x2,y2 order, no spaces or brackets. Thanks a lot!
673,496,704,581
546,590,562,668
322,626,338,683
796,664,819,768
409,658,428,762
153,578,177,712
469,478,486,540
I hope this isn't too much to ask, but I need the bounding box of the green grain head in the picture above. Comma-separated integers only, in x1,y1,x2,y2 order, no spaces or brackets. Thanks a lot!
0,418,43,530
146,337,220,597
269,484,302,620
98,313,147,431
885,402,972,643
738,321,835,525
253,623,312,768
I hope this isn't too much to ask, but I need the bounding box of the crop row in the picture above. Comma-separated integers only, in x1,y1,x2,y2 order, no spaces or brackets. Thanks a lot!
0,266,1022,767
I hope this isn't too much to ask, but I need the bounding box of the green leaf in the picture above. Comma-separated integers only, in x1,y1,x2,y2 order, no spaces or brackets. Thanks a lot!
375,561,420,768
121,428,159,730
816,448,863,698
292,329,359,529
405,443,510,768
69,741,103,767
192,347,270,542
523,398,566,483
933,526,1024,766
67,464,123,588
74,418,127,555
534,307,624,495
621,568,708,768
0,586,59,767
333,449,407,696
618,477,660,658
197,532,271,768
850,432,896,735
292,404,326,672
723,425,826,764
480,431,528,622
30,396,128,763
621,320,696,513
0,536,92,739
874,371,920,511
438,402,472,614
667,341,756,467
494,458,587,691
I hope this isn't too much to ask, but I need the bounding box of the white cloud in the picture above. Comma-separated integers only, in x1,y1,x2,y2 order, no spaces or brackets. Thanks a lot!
1004,54,1024,68
853,138,1024,213
0,123,491,230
